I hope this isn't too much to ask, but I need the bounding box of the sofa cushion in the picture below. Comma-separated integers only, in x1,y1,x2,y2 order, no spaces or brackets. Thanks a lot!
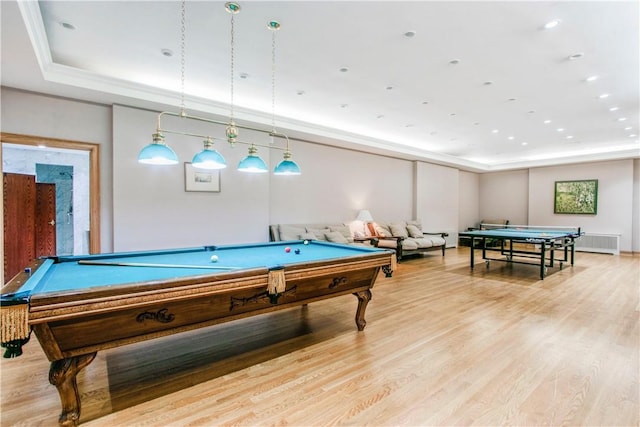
325,231,349,244
390,222,409,238
406,224,423,238
376,239,398,249
399,238,419,250
412,237,434,248
329,225,354,243
307,227,330,241
299,232,318,240
279,224,306,241
423,236,446,247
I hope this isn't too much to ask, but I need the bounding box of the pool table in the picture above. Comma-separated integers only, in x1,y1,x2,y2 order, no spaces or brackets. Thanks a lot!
1,241,395,426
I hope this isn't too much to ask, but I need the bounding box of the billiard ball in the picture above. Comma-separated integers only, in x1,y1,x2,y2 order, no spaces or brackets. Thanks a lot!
210,255,219,262
295,249,301,254
285,247,291,253
303,240,309,245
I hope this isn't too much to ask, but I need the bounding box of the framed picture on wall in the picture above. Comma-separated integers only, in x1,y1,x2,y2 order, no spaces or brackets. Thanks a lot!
554,179,597,214
184,163,221,192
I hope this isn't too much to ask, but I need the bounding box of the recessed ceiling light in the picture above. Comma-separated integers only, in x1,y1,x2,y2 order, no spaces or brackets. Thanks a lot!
339,67,349,73
557,128,565,132
568,52,584,60
586,75,599,82
60,22,76,30
544,119,552,124
508,136,515,140
404,31,416,38
609,107,619,111
492,129,499,133
161,48,173,57
629,134,637,138
599,93,610,99
618,117,627,121
543,19,561,29
566,135,574,139
521,142,528,146
449,59,460,65
624,126,632,130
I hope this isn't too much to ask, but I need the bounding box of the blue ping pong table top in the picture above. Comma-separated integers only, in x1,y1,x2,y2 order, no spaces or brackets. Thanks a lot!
459,227,580,240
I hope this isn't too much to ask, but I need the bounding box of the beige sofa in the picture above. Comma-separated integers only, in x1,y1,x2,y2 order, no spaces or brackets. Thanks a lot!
269,220,447,261
367,220,447,260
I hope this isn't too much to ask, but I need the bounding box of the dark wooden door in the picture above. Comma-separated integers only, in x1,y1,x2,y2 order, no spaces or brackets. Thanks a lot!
3,173,36,283
35,183,57,258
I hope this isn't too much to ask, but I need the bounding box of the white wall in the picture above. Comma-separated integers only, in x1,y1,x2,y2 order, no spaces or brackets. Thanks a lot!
0,87,114,252
269,141,413,225
114,105,416,251
529,160,635,252
479,170,529,225
458,170,480,231
414,161,459,246
113,105,272,250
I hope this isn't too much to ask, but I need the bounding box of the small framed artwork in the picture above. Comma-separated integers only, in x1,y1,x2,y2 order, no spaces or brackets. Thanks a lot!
554,179,597,214
184,163,221,192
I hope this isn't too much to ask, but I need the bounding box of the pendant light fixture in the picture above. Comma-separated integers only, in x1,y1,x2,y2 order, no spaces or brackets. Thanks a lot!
138,1,301,175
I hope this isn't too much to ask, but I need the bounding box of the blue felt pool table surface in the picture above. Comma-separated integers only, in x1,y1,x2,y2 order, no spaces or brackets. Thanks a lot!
6,240,386,299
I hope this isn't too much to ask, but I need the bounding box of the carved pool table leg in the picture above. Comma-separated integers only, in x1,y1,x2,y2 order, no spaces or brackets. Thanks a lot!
353,290,372,331
49,352,97,427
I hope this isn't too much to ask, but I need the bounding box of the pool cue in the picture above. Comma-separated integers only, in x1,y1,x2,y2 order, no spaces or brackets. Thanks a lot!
77,260,241,270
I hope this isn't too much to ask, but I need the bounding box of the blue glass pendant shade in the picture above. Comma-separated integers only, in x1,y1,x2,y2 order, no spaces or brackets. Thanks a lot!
192,137,227,169
138,134,179,165
274,151,301,175
238,145,268,173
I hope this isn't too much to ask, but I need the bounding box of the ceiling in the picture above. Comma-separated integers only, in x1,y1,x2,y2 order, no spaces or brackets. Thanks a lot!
1,1,639,172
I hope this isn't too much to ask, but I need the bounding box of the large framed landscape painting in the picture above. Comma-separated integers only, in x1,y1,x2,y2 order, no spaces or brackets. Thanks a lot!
554,179,598,215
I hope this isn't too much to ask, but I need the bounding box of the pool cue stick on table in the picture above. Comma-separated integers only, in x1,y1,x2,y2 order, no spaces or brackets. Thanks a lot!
77,260,241,270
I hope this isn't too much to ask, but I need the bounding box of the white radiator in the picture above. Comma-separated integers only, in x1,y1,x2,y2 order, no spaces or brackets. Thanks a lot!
575,233,620,255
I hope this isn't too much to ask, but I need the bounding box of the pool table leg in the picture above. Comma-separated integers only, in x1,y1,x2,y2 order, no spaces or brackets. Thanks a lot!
49,352,97,427
354,290,372,331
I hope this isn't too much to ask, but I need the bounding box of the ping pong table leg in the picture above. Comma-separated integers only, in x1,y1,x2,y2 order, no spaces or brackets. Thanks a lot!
470,237,475,269
540,242,546,279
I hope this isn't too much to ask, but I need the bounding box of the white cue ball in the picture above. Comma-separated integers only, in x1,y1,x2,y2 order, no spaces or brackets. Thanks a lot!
210,255,219,262
303,240,309,245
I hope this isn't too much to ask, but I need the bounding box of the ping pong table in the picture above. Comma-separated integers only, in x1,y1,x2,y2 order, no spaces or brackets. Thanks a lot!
458,225,583,279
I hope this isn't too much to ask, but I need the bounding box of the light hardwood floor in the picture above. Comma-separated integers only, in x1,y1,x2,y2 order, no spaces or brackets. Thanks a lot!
1,248,638,426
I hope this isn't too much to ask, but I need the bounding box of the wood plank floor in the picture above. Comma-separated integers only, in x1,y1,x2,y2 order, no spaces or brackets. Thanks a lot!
1,248,638,426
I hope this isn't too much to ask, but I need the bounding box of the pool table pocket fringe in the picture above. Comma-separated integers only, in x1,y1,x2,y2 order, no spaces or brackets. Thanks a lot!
1,304,29,345
267,269,287,296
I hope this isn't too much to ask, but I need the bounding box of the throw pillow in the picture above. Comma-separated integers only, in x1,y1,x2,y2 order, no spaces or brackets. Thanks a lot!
299,232,317,240
406,224,423,238
307,227,330,241
279,224,306,241
374,223,391,237
329,225,354,243
325,231,349,244
389,222,409,238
